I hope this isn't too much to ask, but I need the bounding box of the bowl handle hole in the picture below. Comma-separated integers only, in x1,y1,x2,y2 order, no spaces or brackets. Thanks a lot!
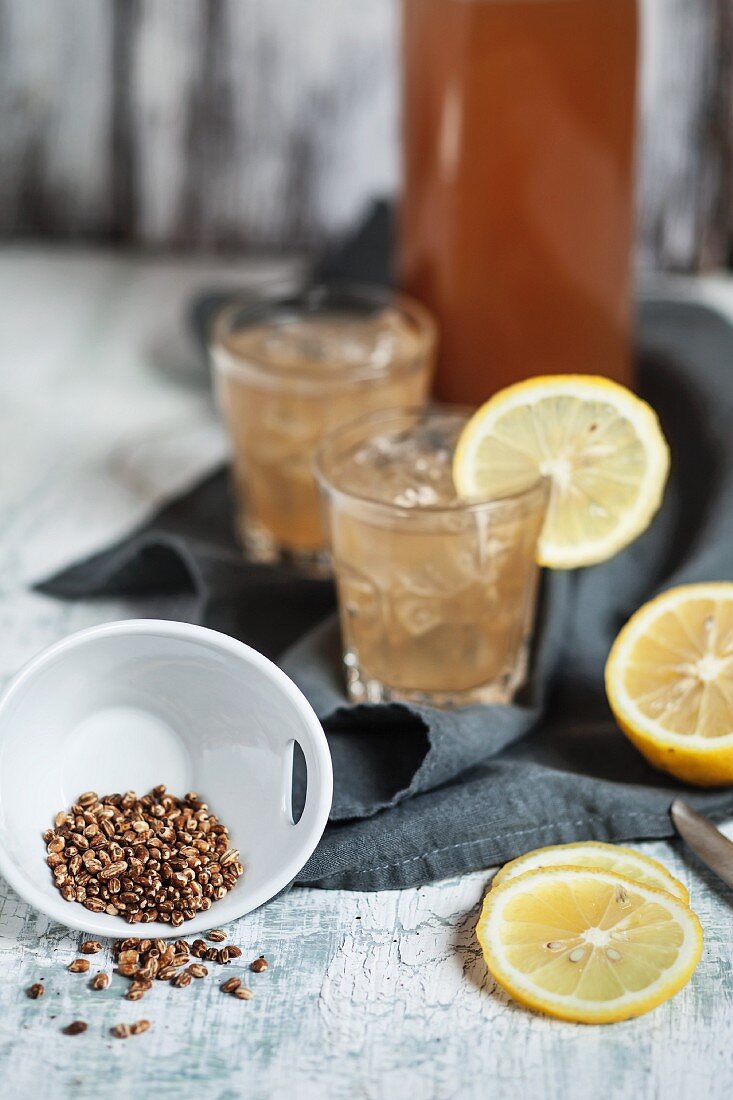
283,739,308,825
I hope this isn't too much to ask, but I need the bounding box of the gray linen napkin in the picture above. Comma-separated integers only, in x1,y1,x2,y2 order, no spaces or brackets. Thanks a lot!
37,290,733,889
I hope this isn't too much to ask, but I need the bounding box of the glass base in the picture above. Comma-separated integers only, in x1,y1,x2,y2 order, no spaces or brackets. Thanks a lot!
239,516,332,578
343,645,530,708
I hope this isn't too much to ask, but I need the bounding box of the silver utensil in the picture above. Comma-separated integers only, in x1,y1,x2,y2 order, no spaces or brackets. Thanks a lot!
671,797,733,891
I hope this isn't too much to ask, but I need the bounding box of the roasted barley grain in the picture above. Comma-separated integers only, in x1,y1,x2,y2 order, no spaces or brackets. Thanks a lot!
63,1021,88,1035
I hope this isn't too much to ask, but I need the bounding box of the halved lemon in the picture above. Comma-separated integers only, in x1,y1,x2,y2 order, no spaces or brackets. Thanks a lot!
476,867,702,1024
493,841,688,903
606,583,733,786
453,376,670,568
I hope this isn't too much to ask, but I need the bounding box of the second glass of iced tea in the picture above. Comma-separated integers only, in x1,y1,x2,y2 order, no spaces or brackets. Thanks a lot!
316,408,549,707
211,285,435,573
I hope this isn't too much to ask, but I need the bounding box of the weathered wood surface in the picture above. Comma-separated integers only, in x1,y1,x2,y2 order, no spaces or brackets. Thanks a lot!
1,247,733,1098
1,0,732,270
639,0,733,270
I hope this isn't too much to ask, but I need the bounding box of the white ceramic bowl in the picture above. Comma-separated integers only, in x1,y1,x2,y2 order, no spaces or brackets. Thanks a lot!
0,620,333,938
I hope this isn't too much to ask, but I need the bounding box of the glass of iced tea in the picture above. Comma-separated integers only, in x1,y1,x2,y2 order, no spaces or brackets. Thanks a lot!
316,408,549,707
211,285,435,573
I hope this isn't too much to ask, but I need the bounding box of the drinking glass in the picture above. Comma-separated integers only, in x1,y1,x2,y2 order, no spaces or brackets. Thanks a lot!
211,284,435,573
316,407,549,707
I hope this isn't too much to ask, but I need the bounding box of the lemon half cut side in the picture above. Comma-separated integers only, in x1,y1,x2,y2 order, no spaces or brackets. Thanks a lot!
606,582,733,785
476,866,703,1024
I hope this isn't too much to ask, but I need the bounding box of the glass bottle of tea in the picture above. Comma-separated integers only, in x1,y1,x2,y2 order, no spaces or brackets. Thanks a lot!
398,0,638,403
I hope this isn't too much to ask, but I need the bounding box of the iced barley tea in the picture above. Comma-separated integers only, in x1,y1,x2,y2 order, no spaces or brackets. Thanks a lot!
316,409,548,706
212,286,435,572
400,0,638,402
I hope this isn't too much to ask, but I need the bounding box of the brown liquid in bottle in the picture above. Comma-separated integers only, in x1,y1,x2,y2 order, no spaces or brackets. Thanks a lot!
399,0,638,404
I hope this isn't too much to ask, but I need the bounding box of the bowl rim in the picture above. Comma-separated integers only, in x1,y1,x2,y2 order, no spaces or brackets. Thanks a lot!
0,618,333,937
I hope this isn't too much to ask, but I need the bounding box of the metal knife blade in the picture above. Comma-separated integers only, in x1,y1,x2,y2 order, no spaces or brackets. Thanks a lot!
671,798,733,891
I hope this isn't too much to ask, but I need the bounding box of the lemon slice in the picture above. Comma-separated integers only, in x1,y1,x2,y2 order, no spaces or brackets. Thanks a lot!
476,867,702,1024
453,376,670,568
606,582,733,786
493,841,688,902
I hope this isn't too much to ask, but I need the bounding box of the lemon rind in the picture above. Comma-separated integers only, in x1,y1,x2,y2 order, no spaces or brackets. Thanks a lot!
492,840,689,903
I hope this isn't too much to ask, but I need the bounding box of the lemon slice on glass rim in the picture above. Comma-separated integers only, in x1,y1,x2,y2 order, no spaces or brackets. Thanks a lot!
476,866,702,1024
493,841,688,902
453,375,670,569
606,582,733,786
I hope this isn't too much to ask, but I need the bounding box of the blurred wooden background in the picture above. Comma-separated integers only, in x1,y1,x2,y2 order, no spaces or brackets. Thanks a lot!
0,0,731,271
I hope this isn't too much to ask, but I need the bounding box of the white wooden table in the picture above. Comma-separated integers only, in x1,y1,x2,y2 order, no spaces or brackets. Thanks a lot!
1,247,732,1100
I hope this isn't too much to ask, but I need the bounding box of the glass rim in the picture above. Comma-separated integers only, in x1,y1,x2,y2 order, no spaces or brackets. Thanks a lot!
210,281,437,387
314,404,550,518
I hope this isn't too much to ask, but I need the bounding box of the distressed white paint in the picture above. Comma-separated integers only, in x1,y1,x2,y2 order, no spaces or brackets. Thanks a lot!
0,248,732,1099
638,0,728,269
0,0,731,268
0,0,112,233
133,0,205,243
